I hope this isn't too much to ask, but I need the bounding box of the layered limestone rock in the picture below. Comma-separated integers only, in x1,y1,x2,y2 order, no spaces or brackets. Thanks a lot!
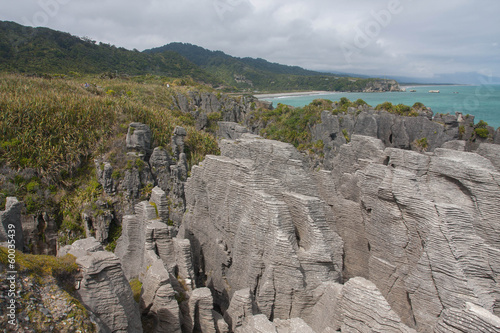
76,251,143,333
328,135,500,332
181,133,500,332
115,198,195,284
58,236,103,257
0,197,24,251
339,277,416,332
171,91,259,123
311,109,466,166
187,288,218,333
127,122,152,156
181,134,343,322
217,121,249,140
141,258,182,333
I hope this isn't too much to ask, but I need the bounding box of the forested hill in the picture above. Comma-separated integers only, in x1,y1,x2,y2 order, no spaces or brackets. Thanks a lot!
0,21,217,83
0,21,399,92
145,42,324,76
145,42,398,92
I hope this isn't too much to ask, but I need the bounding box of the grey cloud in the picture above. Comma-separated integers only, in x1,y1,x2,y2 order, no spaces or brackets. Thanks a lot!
1,0,499,80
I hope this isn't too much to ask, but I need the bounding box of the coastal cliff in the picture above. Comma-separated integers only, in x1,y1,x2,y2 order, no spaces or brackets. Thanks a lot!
2,80,500,332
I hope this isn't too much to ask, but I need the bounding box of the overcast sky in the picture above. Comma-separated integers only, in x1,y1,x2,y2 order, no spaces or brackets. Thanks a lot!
2,0,500,80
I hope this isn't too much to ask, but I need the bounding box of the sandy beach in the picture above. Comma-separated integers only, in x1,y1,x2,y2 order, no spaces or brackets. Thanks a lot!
254,91,332,99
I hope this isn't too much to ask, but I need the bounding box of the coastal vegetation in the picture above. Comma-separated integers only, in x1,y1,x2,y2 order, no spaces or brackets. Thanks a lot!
0,21,396,93
249,98,427,155
0,73,220,244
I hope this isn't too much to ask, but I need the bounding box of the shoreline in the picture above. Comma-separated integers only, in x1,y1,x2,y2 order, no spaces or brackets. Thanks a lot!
254,91,332,99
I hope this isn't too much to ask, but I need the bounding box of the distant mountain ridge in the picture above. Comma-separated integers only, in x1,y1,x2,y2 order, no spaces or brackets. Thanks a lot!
145,42,397,92
0,20,398,92
0,21,217,83
144,42,327,76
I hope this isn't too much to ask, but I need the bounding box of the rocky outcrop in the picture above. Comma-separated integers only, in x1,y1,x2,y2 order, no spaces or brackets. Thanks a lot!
171,91,259,124
339,277,415,332
434,302,500,332
82,200,114,243
141,258,182,333
0,197,24,251
362,79,401,92
76,251,143,333
127,122,152,157
58,236,103,258
312,109,464,166
181,134,343,322
21,211,58,255
96,160,117,194
180,133,500,332
187,288,217,333
326,135,500,331
217,122,249,140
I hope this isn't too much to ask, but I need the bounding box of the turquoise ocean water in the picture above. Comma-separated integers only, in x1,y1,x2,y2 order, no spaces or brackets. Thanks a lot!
260,85,500,129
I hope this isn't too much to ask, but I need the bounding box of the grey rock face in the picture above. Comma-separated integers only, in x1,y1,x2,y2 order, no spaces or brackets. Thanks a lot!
224,288,255,332
188,288,217,333
312,109,460,165
116,198,194,286
95,160,117,194
180,132,500,332
330,135,500,331
172,126,187,160
150,186,169,224
76,251,143,333
22,211,58,255
339,277,416,333
475,142,500,171
82,200,114,243
127,123,152,156
149,147,173,192
115,201,156,280
217,122,249,140
58,237,103,258
182,134,343,321
0,197,24,251
141,258,181,333
434,302,500,332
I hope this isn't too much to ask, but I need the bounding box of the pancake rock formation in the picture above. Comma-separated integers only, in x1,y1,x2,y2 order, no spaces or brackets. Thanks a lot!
179,132,500,332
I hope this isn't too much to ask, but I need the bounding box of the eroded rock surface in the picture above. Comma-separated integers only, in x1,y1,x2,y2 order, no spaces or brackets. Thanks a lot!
76,251,142,333
0,197,24,250
181,134,343,322
180,133,500,332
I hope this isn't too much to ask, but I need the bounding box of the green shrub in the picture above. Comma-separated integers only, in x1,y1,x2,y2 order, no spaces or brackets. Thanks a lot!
129,279,142,303
415,137,428,151
475,128,489,138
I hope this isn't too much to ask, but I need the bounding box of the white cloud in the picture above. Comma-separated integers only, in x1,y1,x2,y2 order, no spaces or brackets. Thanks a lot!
1,0,499,79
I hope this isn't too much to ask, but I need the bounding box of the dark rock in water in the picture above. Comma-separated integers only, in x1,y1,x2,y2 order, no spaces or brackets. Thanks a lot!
126,122,152,157
0,197,24,251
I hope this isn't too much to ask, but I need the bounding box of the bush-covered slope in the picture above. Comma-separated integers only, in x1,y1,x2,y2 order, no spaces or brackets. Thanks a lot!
0,21,218,84
146,42,398,92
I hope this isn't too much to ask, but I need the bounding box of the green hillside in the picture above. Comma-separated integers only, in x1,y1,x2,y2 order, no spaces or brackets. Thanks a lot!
145,42,392,93
0,21,218,84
